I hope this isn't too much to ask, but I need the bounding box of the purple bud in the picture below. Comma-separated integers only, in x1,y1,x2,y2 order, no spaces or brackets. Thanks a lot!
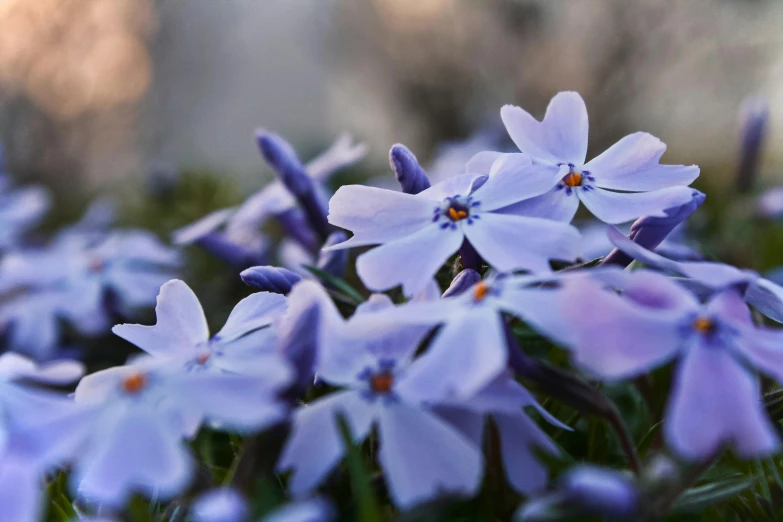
736,96,768,194
240,266,303,294
316,231,348,277
278,299,320,392
389,144,431,194
561,466,638,518
195,232,268,268
275,208,320,253
602,189,705,268
458,238,483,271
256,130,330,240
442,269,481,298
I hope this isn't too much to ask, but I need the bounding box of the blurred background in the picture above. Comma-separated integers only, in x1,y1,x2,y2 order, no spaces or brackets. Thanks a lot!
1,0,783,251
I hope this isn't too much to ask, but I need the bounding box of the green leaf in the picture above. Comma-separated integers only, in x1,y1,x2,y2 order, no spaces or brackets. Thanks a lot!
671,478,755,513
336,413,382,522
303,265,365,304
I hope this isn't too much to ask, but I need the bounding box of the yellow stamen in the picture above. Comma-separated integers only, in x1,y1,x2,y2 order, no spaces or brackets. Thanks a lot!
448,207,468,221
473,282,489,301
371,372,394,394
693,317,714,333
122,372,146,394
563,171,582,187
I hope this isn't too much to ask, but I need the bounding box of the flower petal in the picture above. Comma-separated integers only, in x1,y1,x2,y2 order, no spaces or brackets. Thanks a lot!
172,207,235,245
0,455,43,522
305,133,367,181
561,275,686,380
585,132,699,191
579,186,695,224
277,391,376,495
112,279,210,359
465,151,505,175
474,161,563,212
463,213,580,273
495,412,555,495
496,182,580,223
665,342,778,460
745,278,783,323
377,402,483,509
396,308,506,402
214,292,288,342
326,185,435,249
500,92,588,166
168,372,290,432
75,403,194,507
355,223,463,296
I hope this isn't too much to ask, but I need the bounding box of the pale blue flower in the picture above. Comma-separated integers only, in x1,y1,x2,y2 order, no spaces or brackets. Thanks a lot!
497,92,699,224
191,488,249,522
277,282,484,509
327,159,581,296
562,270,783,460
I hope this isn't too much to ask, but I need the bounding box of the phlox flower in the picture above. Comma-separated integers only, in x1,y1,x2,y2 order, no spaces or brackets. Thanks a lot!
562,269,783,460
46,352,291,508
327,157,581,296
378,269,626,401
495,91,699,224
113,279,290,378
277,283,484,509
605,225,783,323
0,353,84,522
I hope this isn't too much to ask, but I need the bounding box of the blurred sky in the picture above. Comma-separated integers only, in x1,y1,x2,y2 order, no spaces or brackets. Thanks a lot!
1,0,783,193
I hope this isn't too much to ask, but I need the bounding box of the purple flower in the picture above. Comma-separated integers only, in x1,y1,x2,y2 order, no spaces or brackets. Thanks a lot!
377,269,626,400
562,270,783,460
497,92,699,224
326,158,580,296
277,284,484,509
605,225,783,323
48,350,291,508
113,279,292,380
0,354,84,522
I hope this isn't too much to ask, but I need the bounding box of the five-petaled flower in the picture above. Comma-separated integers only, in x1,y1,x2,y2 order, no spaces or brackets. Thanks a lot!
494,91,700,224
326,157,581,296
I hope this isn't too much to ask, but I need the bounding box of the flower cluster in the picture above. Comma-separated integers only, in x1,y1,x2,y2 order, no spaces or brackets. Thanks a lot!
3,91,783,521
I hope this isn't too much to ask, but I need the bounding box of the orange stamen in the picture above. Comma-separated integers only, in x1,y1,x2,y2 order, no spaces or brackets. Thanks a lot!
473,282,489,301
370,372,394,394
562,171,582,187
693,317,714,333
448,207,468,221
122,372,146,394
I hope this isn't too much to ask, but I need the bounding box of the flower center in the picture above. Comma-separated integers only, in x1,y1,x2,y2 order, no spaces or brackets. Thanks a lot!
473,281,489,301
447,203,470,222
562,170,582,187
370,372,394,394
693,317,715,334
121,372,146,394
196,351,210,365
